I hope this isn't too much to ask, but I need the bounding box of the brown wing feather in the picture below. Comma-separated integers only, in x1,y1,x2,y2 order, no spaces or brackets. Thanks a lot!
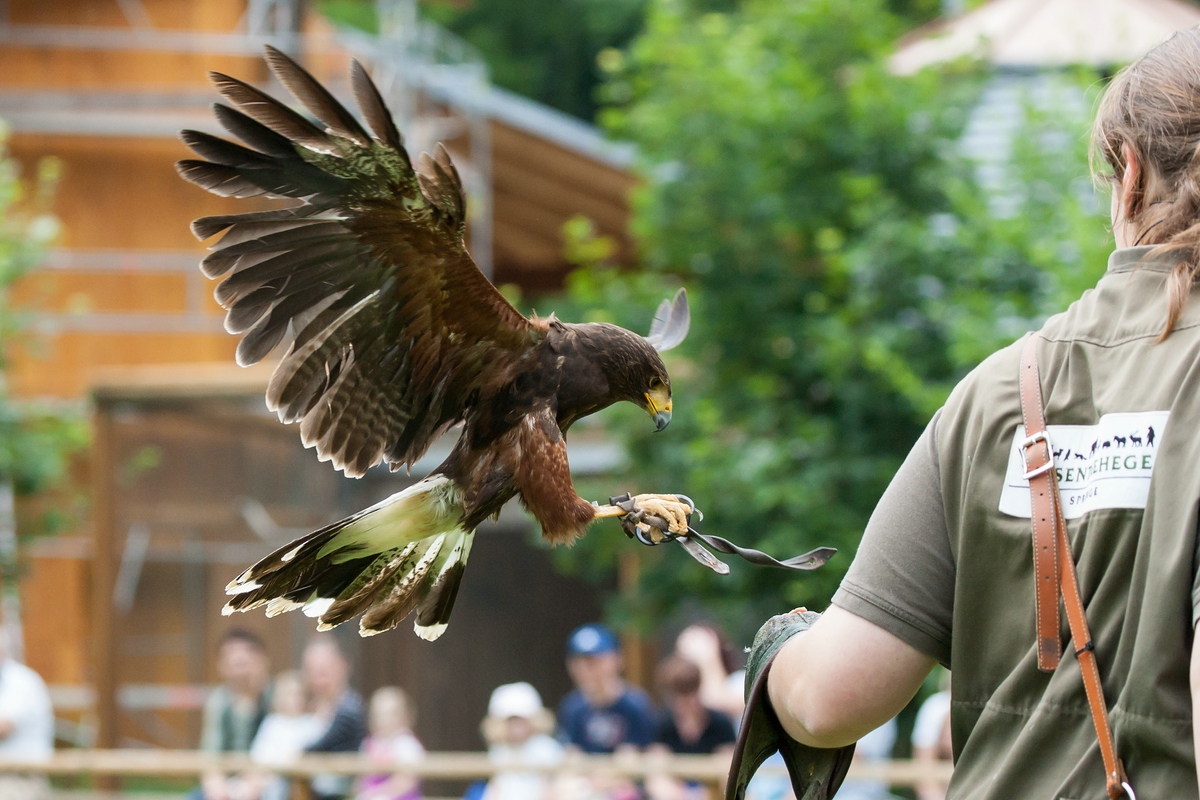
178,47,537,476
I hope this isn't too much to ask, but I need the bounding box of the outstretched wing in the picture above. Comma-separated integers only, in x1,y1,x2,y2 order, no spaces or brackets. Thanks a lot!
178,47,538,477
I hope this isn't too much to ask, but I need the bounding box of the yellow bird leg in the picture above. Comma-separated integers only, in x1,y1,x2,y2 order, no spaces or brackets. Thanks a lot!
592,504,626,519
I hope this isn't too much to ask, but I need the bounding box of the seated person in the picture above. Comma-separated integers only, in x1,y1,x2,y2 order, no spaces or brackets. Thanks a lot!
653,656,736,755
556,623,657,754
303,635,367,800
358,686,424,800
197,628,272,800
646,657,737,800
250,671,325,800
469,682,563,800
0,631,54,800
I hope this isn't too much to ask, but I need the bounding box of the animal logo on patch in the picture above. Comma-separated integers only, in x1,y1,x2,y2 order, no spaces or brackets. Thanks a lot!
999,413,1169,521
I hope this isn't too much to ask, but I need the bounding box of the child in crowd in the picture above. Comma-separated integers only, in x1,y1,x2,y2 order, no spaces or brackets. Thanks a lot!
468,682,564,800
357,686,425,800
250,671,326,800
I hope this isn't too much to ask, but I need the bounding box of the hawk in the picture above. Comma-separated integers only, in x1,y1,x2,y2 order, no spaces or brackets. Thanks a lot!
177,47,699,639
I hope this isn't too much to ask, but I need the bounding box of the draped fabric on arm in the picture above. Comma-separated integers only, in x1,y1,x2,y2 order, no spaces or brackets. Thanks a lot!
177,47,537,477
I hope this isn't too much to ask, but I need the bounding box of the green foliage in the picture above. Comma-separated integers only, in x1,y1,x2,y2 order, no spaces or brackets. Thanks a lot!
423,0,648,120
319,0,650,121
322,0,941,123
318,0,380,34
0,124,87,497
554,0,1109,638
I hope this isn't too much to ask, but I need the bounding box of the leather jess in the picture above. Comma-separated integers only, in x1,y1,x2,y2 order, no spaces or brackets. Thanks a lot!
1018,334,1132,800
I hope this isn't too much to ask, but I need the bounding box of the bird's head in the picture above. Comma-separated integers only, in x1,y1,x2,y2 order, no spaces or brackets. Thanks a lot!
572,290,688,432
630,347,674,432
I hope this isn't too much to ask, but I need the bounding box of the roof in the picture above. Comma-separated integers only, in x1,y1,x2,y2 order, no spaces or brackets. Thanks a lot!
0,82,634,168
891,0,1200,74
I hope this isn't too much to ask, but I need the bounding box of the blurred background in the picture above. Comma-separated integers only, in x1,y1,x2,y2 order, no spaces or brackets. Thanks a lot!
0,0,1196,796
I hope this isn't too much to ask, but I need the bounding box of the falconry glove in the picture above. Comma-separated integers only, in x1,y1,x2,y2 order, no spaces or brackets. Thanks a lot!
726,609,855,800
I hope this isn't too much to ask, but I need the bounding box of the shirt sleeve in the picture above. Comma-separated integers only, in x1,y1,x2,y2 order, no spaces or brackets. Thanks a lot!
306,693,367,753
832,410,955,667
627,690,658,747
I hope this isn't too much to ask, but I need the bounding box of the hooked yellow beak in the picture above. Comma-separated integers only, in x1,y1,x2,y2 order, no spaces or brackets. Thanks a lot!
645,389,672,432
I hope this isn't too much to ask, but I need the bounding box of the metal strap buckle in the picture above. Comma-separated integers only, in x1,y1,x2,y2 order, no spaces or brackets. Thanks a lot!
1020,429,1054,480
1120,781,1136,800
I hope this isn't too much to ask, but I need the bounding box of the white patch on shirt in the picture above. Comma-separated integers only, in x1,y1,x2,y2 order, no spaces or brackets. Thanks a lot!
998,411,1169,520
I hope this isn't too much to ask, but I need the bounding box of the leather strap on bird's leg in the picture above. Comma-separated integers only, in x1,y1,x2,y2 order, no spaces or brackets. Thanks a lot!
607,493,837,574
1019,334,1132,800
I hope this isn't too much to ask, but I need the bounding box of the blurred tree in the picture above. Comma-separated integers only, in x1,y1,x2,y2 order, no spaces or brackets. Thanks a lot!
551,0,1109,640
422,0,648,120
321,1,940,121
321,0,734,121
0,125,86,658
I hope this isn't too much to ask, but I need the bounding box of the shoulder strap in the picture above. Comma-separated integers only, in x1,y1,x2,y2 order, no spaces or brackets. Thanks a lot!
1018,334,1133,800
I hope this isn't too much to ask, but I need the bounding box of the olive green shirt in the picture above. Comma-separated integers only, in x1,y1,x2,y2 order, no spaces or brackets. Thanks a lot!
833,246,1200,799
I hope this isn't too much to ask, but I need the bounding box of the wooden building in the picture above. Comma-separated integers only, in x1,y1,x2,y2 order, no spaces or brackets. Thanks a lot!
0,0,639,750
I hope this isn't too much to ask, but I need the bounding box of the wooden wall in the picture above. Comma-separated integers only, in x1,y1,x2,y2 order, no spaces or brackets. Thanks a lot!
82,394,605,749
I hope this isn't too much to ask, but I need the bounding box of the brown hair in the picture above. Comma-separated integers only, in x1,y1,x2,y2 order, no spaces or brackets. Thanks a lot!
657,656,702,697
1092,27,1200,338
219,627,265,652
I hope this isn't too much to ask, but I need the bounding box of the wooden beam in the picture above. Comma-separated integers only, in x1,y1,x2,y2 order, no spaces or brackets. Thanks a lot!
492,190,577,247
490,122,637,201
491,218,565,270
0,750,955,786
491,158,630,234
89,404,120,776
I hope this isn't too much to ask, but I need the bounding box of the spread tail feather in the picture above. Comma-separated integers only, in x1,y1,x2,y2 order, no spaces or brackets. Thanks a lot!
223,475,473,640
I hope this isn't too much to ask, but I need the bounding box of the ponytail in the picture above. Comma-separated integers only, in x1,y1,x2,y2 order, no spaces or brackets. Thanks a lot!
1092,27,1200,339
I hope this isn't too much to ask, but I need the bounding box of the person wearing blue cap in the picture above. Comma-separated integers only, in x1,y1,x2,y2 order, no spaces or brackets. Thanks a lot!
555,623,658,753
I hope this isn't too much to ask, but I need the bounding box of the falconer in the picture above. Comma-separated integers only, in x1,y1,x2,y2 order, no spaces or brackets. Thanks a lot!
731,29,1200,800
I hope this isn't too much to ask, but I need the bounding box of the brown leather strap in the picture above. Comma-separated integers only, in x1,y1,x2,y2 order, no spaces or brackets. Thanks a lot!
1018,334,1132,799
1019,334,1062,671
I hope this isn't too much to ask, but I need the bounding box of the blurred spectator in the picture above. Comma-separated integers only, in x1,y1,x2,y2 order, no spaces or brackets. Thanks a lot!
197,628,272,800
834,719,897,800
250,671,325,800
358,686,424,800
304,635,368,800
0,631,53,800
653,656,735,755
911,675,952,800
556,623,657,753
674,624,745,722
646,657,736,800
467,682,563,800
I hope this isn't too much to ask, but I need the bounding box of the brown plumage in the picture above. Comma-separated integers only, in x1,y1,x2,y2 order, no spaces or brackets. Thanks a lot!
177,48,690,639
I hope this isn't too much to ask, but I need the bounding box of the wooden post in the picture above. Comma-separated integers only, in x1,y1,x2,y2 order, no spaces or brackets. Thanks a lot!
90,403,119,761
617,551,653,689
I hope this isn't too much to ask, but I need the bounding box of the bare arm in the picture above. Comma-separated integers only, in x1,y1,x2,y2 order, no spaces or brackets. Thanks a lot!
766,605,936,748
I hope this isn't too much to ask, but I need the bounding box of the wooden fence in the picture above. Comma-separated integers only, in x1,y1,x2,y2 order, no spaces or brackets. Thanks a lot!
0,749,954,796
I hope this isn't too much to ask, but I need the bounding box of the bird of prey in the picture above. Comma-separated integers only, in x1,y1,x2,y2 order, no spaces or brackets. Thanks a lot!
177,47,697,640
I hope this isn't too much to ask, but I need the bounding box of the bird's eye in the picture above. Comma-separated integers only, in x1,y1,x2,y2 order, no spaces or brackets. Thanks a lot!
649,377,665,391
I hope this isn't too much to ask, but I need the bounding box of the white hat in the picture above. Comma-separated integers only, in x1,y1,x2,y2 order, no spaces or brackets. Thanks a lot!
488,682,544,720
